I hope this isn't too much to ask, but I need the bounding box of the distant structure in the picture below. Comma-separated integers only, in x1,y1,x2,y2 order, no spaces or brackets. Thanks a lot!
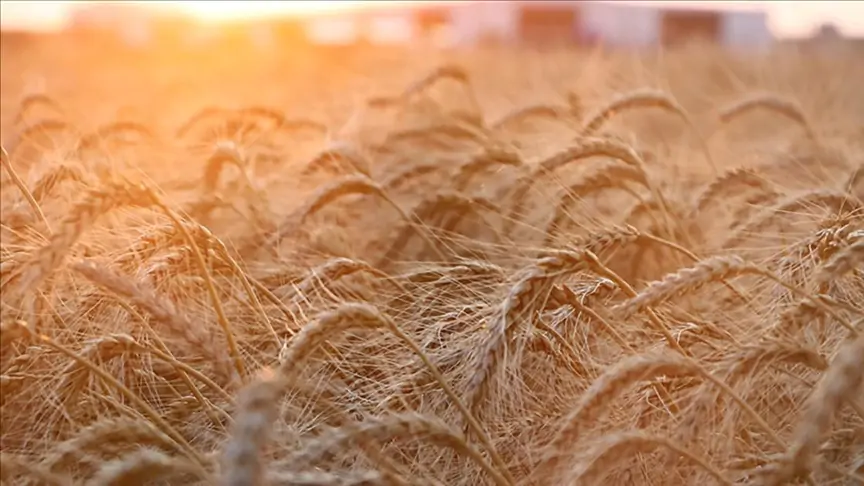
307,1,774,49
61,1,774,51
812,22,843,42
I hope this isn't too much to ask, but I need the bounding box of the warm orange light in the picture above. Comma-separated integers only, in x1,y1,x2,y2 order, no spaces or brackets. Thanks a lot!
174,1,377,22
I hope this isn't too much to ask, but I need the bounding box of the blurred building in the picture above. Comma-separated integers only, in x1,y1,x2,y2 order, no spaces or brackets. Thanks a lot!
63,1,774,51
305,1,774,49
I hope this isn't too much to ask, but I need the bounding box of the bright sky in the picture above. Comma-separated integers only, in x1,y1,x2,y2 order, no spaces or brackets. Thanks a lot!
1,1,863,38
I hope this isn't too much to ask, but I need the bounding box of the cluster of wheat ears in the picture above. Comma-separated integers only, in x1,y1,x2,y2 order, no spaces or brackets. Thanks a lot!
0,44,862,486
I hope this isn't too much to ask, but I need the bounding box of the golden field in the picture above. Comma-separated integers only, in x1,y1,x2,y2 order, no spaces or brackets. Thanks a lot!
0,33,862,486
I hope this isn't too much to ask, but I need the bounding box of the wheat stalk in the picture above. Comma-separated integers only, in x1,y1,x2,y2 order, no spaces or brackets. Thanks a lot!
716,92,817,142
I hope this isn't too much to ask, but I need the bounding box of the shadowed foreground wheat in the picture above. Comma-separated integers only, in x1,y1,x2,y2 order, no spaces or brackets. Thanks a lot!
1,38,863,486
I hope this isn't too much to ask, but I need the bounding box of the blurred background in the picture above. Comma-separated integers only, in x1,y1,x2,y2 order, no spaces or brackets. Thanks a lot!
1,1,861,50
2,0,862,147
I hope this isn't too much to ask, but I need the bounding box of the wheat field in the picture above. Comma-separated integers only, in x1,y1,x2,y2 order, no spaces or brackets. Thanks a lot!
0,34,862,486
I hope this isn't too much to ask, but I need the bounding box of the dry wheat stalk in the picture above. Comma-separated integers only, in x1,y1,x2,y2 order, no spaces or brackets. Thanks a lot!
717,92,816,141
264,469,386,486
12,321,205,468
464,251,588,418
579,88,717,175
30,163,87,203
89,448,205,486
504,137,649,235
452,147,523,192
265,175,413,250
0,452,72,486
224,304,511,486
536,351,779,482
377,191,499,267
220,368,282,486
489,103,573,130
40,416,183,473
378,122,487,153
284,257,403,304
14,178,155,298
567,431,732,485
176,105,231,138
401,63,482,125
722,189,861,249
691,167,775,216
69,259,233,383
12,92,65,126
302,141,372,178
543,165,649,245
74,121,158,156
613,255,757,317
762,331,864,485
288,412,510,486
6,119,75,157
812,236,863,287
1,144,52,234
203,140,247,193
382,162,449,192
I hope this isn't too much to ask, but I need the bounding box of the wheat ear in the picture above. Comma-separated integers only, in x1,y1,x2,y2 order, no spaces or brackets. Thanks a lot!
1,144,52,234
489,103,573,130
302,140,372,178
504,137,648,235
580,88,717,175
767,331,864,485
89,448,206,486
289,413,510,486
464,251,588,418
569,431,732,485
0,452,72,486
12,92,65,126
716,92,817,141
